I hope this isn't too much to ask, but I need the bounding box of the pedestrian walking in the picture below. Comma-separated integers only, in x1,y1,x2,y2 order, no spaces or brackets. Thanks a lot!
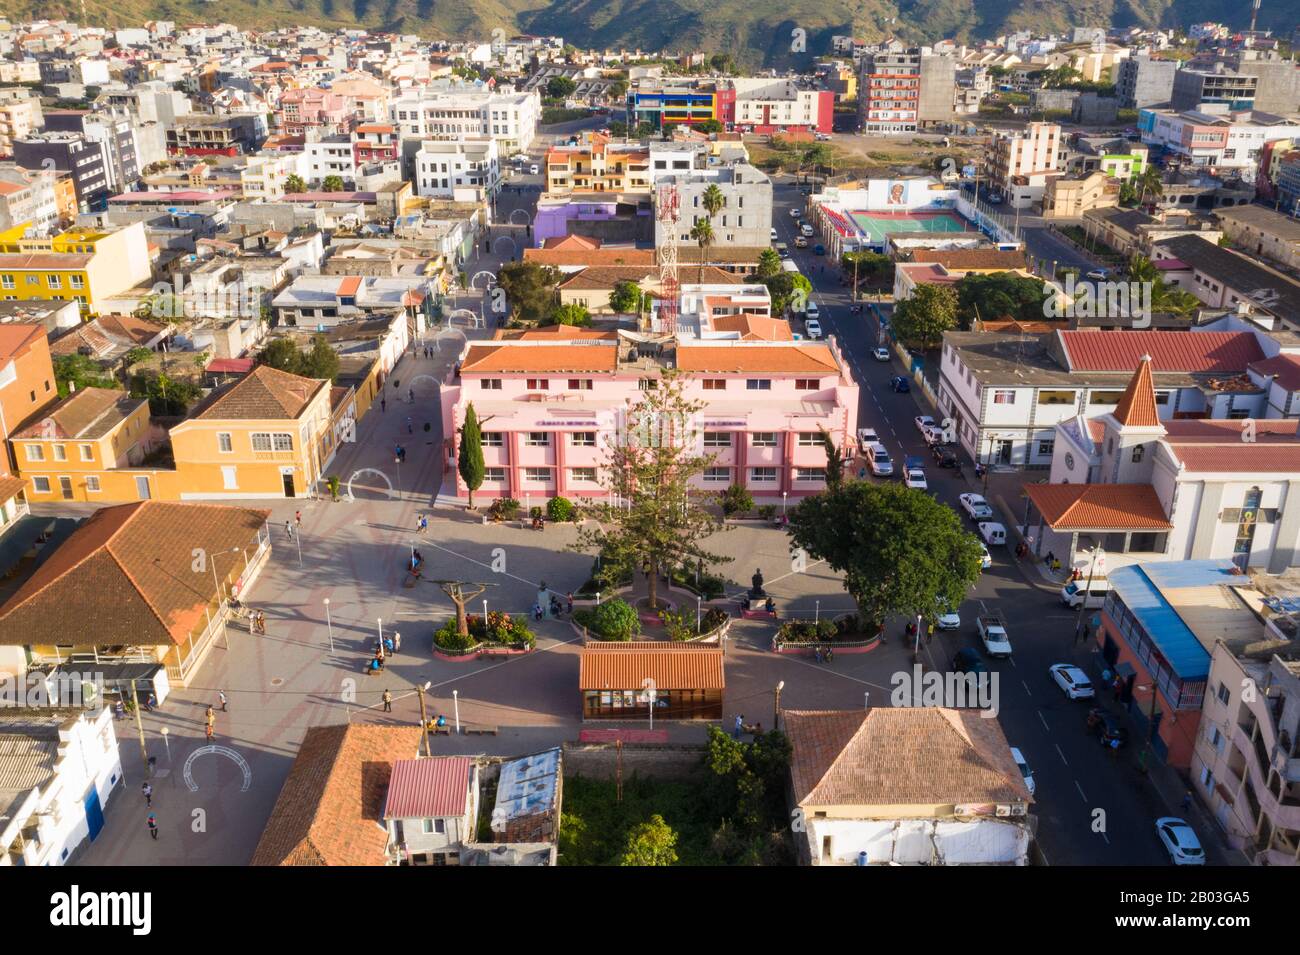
147,813,158,840
734,714,744,739
1181,790,1193,811
294,510,302,530
408,388,414,403
406,416,413,434
205,705,214,726
393,632,401,653
218,690,227,712
285,519,294,540
382,689,392,713
381,396,386,413
205,722,214,742
144,692,156,713
142,782,152,807
114,699,126,721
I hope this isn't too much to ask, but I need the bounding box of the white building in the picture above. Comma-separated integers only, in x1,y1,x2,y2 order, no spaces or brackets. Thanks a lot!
414,137,500,201
390,89,539,156
1139,110,1300,184
0,708,123,866
987,122,1061,208
240,152,304,201
303,135,357,186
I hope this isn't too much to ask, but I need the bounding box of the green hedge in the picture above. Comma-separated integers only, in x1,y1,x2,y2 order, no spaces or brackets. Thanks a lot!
574,598,641,641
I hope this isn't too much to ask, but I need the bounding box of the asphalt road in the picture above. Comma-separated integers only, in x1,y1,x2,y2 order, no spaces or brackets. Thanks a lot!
770,173,1179,866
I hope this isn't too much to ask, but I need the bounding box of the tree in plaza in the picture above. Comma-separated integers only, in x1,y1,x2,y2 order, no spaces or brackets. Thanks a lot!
458,403,486,509
620,814,679,866
892,282,959,350
571,370,731,609
689,217,715,285
432,581,492,638
785,481,984,630
497,260,561,325
756,248,782,279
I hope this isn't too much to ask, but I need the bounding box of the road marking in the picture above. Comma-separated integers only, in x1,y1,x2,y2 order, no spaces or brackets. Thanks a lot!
1037,710,1050,732
1055,744,1069,767
1022,679,1032,697
1074,780,1088,803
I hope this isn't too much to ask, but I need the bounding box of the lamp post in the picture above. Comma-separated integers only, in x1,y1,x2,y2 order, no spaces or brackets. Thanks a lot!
815,601,820,623
1137,682,1160,773
696,595,702,633
452,689,460,734
774,680,785,732
159,725,170,763
1073,546,1104,644
210,546,242,649
324,598,334,652
782,491,788,517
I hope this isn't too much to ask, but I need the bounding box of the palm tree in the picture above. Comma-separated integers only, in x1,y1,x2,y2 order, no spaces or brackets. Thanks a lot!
690,218,714,285
698,183,725,285
1134,165,1163,210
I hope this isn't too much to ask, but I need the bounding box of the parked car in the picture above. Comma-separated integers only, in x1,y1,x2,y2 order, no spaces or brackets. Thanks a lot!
1086,267,1110,281
794,236,808,248
976,612,1012,658
1010,747,1036,796
977,542,992,570
920,424,946,446
953,647,986,674
988,192,1003,204
814,244,825,255
805,301,820,321
914,415,936,434
873,346,891,362
904,467,927,490
978,522,1007,546
857,427,879,447
770,227,779,243
804,319,822,339
1156,817,1206,866
931,445,958,468
889,375,911,393
959,493,994,521
800,223,815,238
790,207,802,218
867,443,893,477
936,601,961,630
1087,707,1129,746
1050,663,1095,700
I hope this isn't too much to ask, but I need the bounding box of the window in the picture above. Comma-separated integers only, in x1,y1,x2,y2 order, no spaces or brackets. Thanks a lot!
703,467,731,483
0,276,11,289
571,432,596,447
79,444,93,462
1216,683,1230,705
525,378,549,390
797,432,820,447
525,432,550,447
1037,390,1076,405
746,379,771,391
1091,390,1124,405
751,432,777,447
524,467,552,483
992,390,1016,405
252,433,293,452
796,467,827,482
482,432,504,447
47,274,61,289
1038,440,1055,456
70,275,84,289
750,467,777,482
571,467,597,482
484,467,506,482
703,432,731,448
480,379,502,390
221,466,238,490
638,378,658,391
702,379,726,391
25,445,43,462
1131,444,1144,463
568,379,593,390
53,445,66,461
218,433,233,453
32,476,50,493
795,378,819,390
85,475,100,493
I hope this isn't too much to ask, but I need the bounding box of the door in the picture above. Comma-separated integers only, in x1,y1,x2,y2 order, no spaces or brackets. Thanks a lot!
58,476,73,500
134,476,151,500
282,471,296,498
83,786,104,842
995,439,1013,464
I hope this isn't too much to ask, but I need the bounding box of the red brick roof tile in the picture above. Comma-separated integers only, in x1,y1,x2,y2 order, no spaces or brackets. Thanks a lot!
578,642,724,691
1113,356,1161,428
1022,483,1172,531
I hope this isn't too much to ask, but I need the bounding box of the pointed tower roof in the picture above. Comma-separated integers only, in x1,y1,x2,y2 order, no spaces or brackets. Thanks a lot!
1113,354,1161,428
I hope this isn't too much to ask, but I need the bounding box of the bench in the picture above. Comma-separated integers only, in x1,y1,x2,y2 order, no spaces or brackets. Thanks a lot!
431,725,451,736
464,725,498,735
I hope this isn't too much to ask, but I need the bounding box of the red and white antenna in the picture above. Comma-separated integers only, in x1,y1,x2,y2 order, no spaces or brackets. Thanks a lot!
656,182,681,335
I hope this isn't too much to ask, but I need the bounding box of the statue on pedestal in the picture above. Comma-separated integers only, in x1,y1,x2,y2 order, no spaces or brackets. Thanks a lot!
749,568,766,598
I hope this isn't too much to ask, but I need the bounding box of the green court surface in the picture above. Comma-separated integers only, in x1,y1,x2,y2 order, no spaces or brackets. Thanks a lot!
849,212,968,244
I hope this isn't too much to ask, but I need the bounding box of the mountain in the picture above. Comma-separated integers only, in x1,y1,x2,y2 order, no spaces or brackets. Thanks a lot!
0,0,1292,66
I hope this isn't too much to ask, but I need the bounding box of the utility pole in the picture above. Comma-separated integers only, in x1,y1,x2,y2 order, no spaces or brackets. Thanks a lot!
130,682,149,770
774,680,785,732
417,682,430,757
615,738,624,803
1073,547,1104,643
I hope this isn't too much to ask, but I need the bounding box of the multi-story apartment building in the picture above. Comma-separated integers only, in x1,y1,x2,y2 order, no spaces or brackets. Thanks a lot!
42,109,139,195
0,89,43,157
352,123,398,167
545,134,650,194
414,138,500,201
986,122,1061,208
440,327,859,504
165,113,262,157
277,87,353,137
390,89,538,156
303,134,358,186
239,152,302,202
1187,49,1300,115
0,222,152,314
12,133,112,212
1116,55,1180,109
1171,65,1258,113
628,82,720,130
1138,109,1300,184
856,48,955,134
0,321,59,478
727,78,833,134
0,164,62,233
654,162,772,251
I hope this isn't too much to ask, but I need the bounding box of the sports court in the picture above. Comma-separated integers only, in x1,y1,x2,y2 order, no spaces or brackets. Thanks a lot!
848,210,968,245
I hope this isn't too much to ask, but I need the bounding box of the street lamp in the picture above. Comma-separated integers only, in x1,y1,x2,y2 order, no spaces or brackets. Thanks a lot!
452,689,460,734
159,726,170,763
324,598,334,652
782,491,788,517
1073,546,1105,644
1136,682,1161,773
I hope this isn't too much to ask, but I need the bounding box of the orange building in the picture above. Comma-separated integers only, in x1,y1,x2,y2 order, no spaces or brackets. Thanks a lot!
0,323,58,476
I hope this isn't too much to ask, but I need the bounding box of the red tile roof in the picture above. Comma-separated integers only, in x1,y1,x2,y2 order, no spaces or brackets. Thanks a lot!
206,357,255,374
1163,418,1300,440
1059,331,1264,373
382,757,473,819
1250,354,1300,392
336,276,362,298
710,315,793,341
676,343,839,374
0,323,45,362
1112,356,1161,428
1022,483,1172,530
461,343,619,373
194,364,328,420
579,642,724,691
1170,445,1300,472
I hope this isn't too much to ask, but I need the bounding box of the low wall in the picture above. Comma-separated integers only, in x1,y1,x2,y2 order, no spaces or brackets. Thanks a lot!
561,741,706,782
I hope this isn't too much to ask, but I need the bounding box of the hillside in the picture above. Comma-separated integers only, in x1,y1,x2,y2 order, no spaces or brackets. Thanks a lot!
0,0,1291,66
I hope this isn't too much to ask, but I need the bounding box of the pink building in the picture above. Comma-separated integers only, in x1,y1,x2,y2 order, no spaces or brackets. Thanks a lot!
278,87,352,136
442,326,859,503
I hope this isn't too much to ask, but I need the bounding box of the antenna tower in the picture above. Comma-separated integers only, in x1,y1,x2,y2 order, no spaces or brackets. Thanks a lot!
655,182,681,335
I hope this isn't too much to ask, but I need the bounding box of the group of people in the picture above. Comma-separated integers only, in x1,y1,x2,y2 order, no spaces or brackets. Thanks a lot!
394,444,407,463
367,633,401,674
740,595,776,614
813,645,834,664
415,513,429,534
533,592,573,620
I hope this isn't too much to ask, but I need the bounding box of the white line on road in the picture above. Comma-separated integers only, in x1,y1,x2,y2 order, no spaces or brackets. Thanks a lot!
1021,679,1032,697
1055,744,1069,767
1037,710,1050,732
1075,780,1088,802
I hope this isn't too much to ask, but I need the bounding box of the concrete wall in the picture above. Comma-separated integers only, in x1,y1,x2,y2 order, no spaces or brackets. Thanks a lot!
561,742,704,781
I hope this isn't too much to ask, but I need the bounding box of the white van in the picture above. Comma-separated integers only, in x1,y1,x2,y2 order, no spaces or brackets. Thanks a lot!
1061,579,1110,609
978,522,1007,546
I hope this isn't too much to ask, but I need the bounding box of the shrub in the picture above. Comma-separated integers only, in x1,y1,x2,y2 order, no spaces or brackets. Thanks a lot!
530,505,544,520
757,504,776,521
776,619,841,643
435,611,536,654
576,598,641,641
720,483,754,517
547,496,574,522
669,565,725,600
489,497,521,521
433,619,476,653
659,608,695,641
701,607,729,633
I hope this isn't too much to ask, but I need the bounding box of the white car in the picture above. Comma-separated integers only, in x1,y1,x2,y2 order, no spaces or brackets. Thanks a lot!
805,302,820,321
867,443,893,477
790,207,802,219
920,424,946,446
800,223,814,238
1156,817,1206,866
857,427,879,447
872,346,890,362
804,319,822,339
904,468,927,490
770,227,778,242
978,521,1006,546
914,415,935,434
1050,664,1095,700
959,493,994,521
936,602,961,630
1010,747,1036,796
530,164,540,175
977,542,992,570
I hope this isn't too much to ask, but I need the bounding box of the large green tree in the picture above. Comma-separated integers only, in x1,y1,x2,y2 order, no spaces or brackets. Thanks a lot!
892,283,959,350
546,76,578,99
256,335,340,381
756,248,782,279
955,272,1048,328
321,175,345,193
498,261,561,325
620,814,678,866
571,371,730,609
786,481,984,629
609,280,644,314
458,403,486,509
549,302,593,326
53,353,119,398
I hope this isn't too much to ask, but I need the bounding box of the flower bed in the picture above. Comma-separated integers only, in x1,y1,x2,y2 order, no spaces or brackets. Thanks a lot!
770,614,881,654
659,606,730,642
433,611,535,655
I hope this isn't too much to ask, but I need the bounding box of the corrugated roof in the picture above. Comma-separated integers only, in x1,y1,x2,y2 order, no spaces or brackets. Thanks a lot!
1058,330,1263,373
382,756,472,819
1023,483,1172,531
578,642,724,690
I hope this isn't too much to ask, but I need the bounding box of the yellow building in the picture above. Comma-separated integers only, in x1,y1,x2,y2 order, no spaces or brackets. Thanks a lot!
0,222,152,314
168,364,336,500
